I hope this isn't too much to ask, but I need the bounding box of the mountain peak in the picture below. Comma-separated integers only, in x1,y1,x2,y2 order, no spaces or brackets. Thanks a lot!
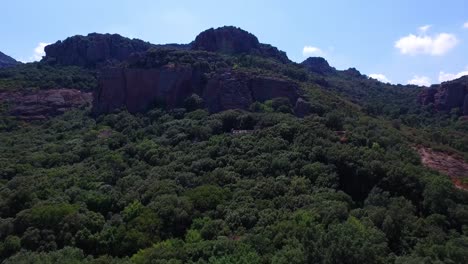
0,51,20,68
192,26,290,63
43,33,154,67
301,57,335,74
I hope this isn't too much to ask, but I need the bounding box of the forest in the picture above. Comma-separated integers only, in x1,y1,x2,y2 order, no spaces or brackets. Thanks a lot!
0,40,467,263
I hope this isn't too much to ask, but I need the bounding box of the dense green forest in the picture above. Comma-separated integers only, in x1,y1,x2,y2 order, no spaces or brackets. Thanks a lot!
0,47,467,263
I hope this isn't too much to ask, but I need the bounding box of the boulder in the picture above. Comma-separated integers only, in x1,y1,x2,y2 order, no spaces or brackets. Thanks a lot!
0,89,92,120
294,98,312,117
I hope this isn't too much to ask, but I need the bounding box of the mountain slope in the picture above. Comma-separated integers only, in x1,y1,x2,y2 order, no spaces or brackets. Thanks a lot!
0,51,20,68
0,26,467,263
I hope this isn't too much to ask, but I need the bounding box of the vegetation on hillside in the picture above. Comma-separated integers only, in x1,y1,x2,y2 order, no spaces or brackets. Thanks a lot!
0,48,467,263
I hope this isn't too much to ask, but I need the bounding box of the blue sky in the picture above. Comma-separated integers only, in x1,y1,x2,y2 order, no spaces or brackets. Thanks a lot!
2,0,468,85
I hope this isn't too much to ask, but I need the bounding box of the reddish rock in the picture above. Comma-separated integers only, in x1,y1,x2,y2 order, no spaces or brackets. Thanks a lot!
203,72,253,113
93,65,304,115
0,89,92,120
93,65,199,114
417,147,468,190
419,76,468,114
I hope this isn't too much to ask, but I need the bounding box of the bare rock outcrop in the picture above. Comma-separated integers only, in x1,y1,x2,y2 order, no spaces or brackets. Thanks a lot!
419,76,468,114
192,26,289,63
0,89,92,120
43,33,154,68
93,65,304,115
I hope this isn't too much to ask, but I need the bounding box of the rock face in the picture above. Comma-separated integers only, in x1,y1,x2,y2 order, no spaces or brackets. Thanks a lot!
0,51,20,68
301,57,335,75
192,26,289,63
43,33,154,68
418,87,437,105
0,89,92,120
293,98,312,118
93,65,304,115
417,147,468,190
419,76,468,114
94,65,200,114
42,27,291,69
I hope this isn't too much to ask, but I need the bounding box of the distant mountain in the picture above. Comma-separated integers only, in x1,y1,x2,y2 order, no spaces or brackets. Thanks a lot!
0,51,20,68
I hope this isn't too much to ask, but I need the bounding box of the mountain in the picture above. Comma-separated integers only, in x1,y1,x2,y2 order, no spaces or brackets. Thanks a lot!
0,26,467,264
43,33,155,68
93,49,305,116
0,51,20,68
192,26,289,63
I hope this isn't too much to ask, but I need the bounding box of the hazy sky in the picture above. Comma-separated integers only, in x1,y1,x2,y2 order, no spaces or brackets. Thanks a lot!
2,0,468,85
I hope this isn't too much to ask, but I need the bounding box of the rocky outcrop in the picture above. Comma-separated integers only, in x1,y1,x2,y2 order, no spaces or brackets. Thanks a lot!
93,65,305,115
43,33,154,68
0,51,20,68
41,27,291,69
0,89,92,120
301,57,335,75
293,98,312,117
417,147,468,190
418,87,437,105
342,68,363,78
192,26,289,63
419,76,468,114
93,65,200,114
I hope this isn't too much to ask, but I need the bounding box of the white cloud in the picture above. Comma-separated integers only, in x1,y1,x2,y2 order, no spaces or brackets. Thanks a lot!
369,73,390,83
439,67,468,82
395,30,458,56
302,46,325,57
418,25,431,33
29,42,50,62
463,22,468,29
407,75,431,86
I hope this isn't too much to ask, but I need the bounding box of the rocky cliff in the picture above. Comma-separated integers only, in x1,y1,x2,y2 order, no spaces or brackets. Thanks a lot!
93,64,306,115
43,33,155,68
0,51,20,68
419,76,468,115
301,57,335,75
0,89,92,120
192,26,290,63
43,27,290,70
